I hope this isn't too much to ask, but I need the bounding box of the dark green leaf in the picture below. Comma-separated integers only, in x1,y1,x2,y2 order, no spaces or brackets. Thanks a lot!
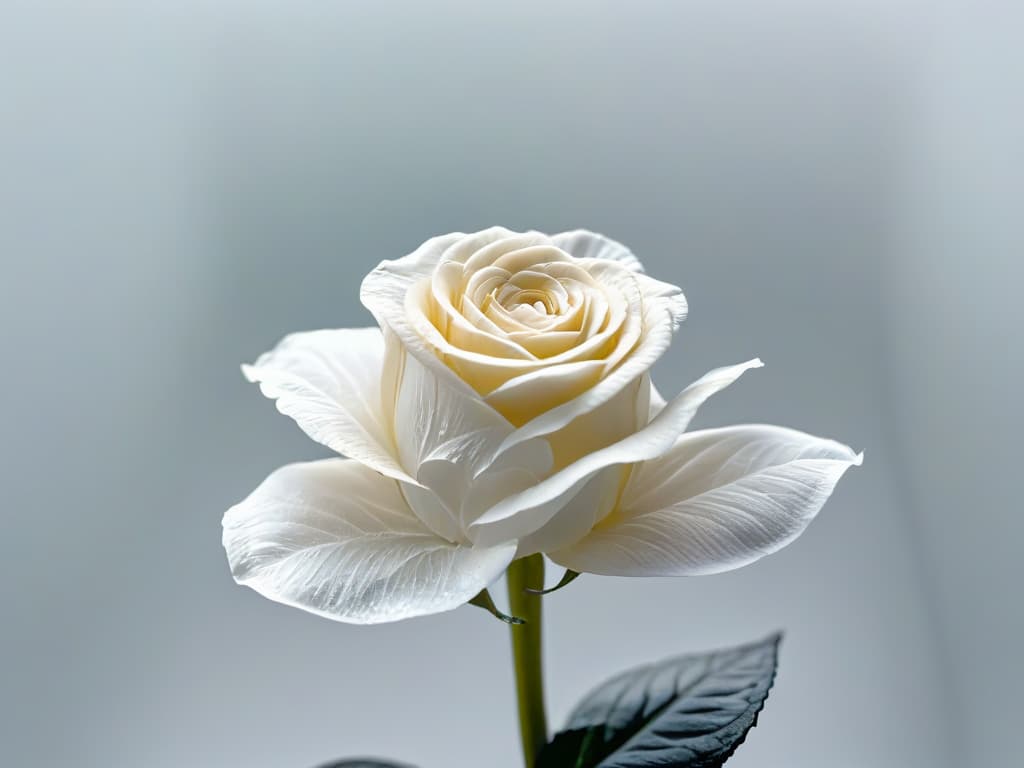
538,633,781,768
315,760,415,768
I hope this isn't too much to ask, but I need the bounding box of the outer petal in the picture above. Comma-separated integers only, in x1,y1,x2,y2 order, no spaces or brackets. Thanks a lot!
513,464,626,556
360,228,514,401
392,349,553,540
468,359,763,546
242,328,413,483
551,425,862,576
222,459,516,624
552,229,646,273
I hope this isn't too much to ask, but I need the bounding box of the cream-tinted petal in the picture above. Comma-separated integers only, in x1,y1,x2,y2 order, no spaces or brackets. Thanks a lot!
553,229,646,273
361,232,487,400
484,360,607,425
484,271,688,467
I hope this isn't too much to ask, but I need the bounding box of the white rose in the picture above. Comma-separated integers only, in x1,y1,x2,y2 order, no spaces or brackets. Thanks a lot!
223,227,861,623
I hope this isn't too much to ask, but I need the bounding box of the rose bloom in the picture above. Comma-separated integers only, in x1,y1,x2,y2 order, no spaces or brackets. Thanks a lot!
223,228,861,623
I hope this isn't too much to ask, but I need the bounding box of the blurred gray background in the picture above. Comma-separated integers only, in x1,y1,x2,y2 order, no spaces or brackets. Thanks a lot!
2,1,1021,766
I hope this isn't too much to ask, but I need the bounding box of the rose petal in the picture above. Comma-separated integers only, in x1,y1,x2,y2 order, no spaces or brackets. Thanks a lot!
452,260,626,366
649,379,668,421
361,231,489,400
461,231,554,272
484,360,607,426
553,230,646,273
544,374,649,469
393,348,553,536
403,276,612,396
222,459,516,624
242,328,412,483
550,425,862,576
485,267,687,466
393,348,547,474
509,329,586,358
432,261,536,361
468,359,762,546
514,465,626,556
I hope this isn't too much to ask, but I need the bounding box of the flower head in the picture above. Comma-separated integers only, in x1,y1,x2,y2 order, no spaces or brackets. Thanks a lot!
223,228,861,623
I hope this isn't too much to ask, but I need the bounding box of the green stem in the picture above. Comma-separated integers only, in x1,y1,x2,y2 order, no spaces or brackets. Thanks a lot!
506,554,548,768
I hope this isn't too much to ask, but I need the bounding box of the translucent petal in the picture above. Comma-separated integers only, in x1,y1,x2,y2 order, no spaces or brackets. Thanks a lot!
468,359,761,546
551,425,862,576
242,328,411,483
222,459,516,623
553,229,646,273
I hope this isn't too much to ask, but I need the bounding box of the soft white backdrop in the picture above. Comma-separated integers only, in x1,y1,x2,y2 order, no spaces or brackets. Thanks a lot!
1,2,1020,767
